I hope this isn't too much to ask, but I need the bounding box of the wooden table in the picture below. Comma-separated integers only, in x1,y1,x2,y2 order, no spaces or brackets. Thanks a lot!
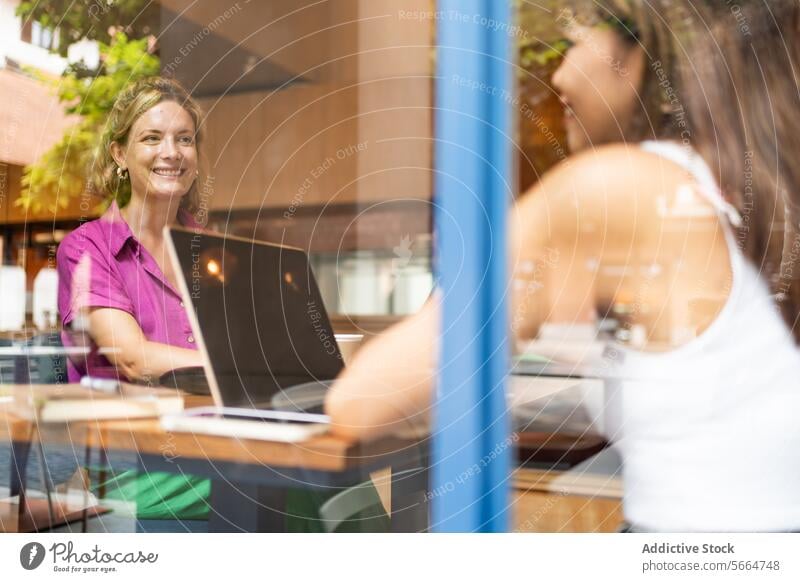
3,376,608,533
1,394,430,533
91,396,416,473
91,396,429,532
511,461,623,533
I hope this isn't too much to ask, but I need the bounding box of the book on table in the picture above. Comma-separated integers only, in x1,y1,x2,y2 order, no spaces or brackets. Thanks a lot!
11,383,184,422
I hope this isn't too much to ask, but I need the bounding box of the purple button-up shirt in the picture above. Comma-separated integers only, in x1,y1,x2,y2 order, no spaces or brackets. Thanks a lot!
57,201,201,382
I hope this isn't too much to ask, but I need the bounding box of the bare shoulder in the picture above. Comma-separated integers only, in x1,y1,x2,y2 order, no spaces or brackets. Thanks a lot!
536,144,689,199
516,144,721,242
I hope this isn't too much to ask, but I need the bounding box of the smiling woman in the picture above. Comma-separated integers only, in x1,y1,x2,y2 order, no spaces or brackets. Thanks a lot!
551,0,680,153
57,78,207,384
112,102,199,206
55,78,211,525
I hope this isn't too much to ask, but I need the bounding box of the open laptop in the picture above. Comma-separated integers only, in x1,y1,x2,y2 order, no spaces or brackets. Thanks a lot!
164,226,344,425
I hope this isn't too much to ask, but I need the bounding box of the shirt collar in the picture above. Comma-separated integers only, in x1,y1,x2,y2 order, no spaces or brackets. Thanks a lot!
102,200,204,257
101,201,135,257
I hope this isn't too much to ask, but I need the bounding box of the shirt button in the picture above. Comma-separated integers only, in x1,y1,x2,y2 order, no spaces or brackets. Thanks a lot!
187,335,195,343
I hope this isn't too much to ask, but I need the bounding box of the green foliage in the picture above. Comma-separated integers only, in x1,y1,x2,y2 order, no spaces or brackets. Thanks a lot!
516,0,569,74
58,32,160,123
520,39,570,70
15,0,158,57
19,125,97,214
18,33,160,214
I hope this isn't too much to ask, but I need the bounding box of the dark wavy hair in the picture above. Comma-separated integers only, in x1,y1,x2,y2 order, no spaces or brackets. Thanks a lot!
564,0,800,342
677,0,800,342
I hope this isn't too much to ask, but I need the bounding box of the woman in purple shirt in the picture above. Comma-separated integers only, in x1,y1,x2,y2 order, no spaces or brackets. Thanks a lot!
56,77,209,523
58,77,205,383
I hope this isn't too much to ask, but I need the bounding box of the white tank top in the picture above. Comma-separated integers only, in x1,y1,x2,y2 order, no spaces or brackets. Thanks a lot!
602,141,800,531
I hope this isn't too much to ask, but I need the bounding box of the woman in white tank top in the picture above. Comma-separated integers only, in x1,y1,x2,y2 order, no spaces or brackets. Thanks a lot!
606,142,800,531
325,0,800,532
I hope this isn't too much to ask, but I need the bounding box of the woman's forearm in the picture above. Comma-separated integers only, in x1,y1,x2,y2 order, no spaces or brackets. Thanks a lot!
325,300,438,441
111,341,203,382
87,307,203,382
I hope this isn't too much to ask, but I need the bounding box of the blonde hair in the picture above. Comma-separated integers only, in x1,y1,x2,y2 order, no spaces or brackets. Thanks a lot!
93,77,206,218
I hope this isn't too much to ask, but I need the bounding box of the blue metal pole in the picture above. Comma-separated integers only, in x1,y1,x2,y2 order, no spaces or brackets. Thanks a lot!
432,0,513,532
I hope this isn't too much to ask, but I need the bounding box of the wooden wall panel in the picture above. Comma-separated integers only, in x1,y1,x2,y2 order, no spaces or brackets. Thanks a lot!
200,84,361,211
159,0,361,83
356,77,432,204
183,1,434,211
357,0,434,80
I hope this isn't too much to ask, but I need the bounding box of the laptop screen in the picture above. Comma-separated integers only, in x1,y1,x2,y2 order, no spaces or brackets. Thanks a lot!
167,227,344,410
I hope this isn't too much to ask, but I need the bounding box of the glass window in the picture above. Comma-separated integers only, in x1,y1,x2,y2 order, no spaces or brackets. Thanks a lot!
29,21,59,50
159,1,435,332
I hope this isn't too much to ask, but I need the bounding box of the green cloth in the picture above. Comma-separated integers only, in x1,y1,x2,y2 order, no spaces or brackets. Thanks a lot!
91,469,210,520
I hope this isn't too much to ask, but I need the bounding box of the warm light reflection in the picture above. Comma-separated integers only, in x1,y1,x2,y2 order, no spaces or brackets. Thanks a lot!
207,260,220,275
284,271,300,292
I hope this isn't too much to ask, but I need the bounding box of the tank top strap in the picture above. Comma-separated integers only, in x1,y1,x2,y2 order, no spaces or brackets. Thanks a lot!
639,140,747,306
640,141,743,228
